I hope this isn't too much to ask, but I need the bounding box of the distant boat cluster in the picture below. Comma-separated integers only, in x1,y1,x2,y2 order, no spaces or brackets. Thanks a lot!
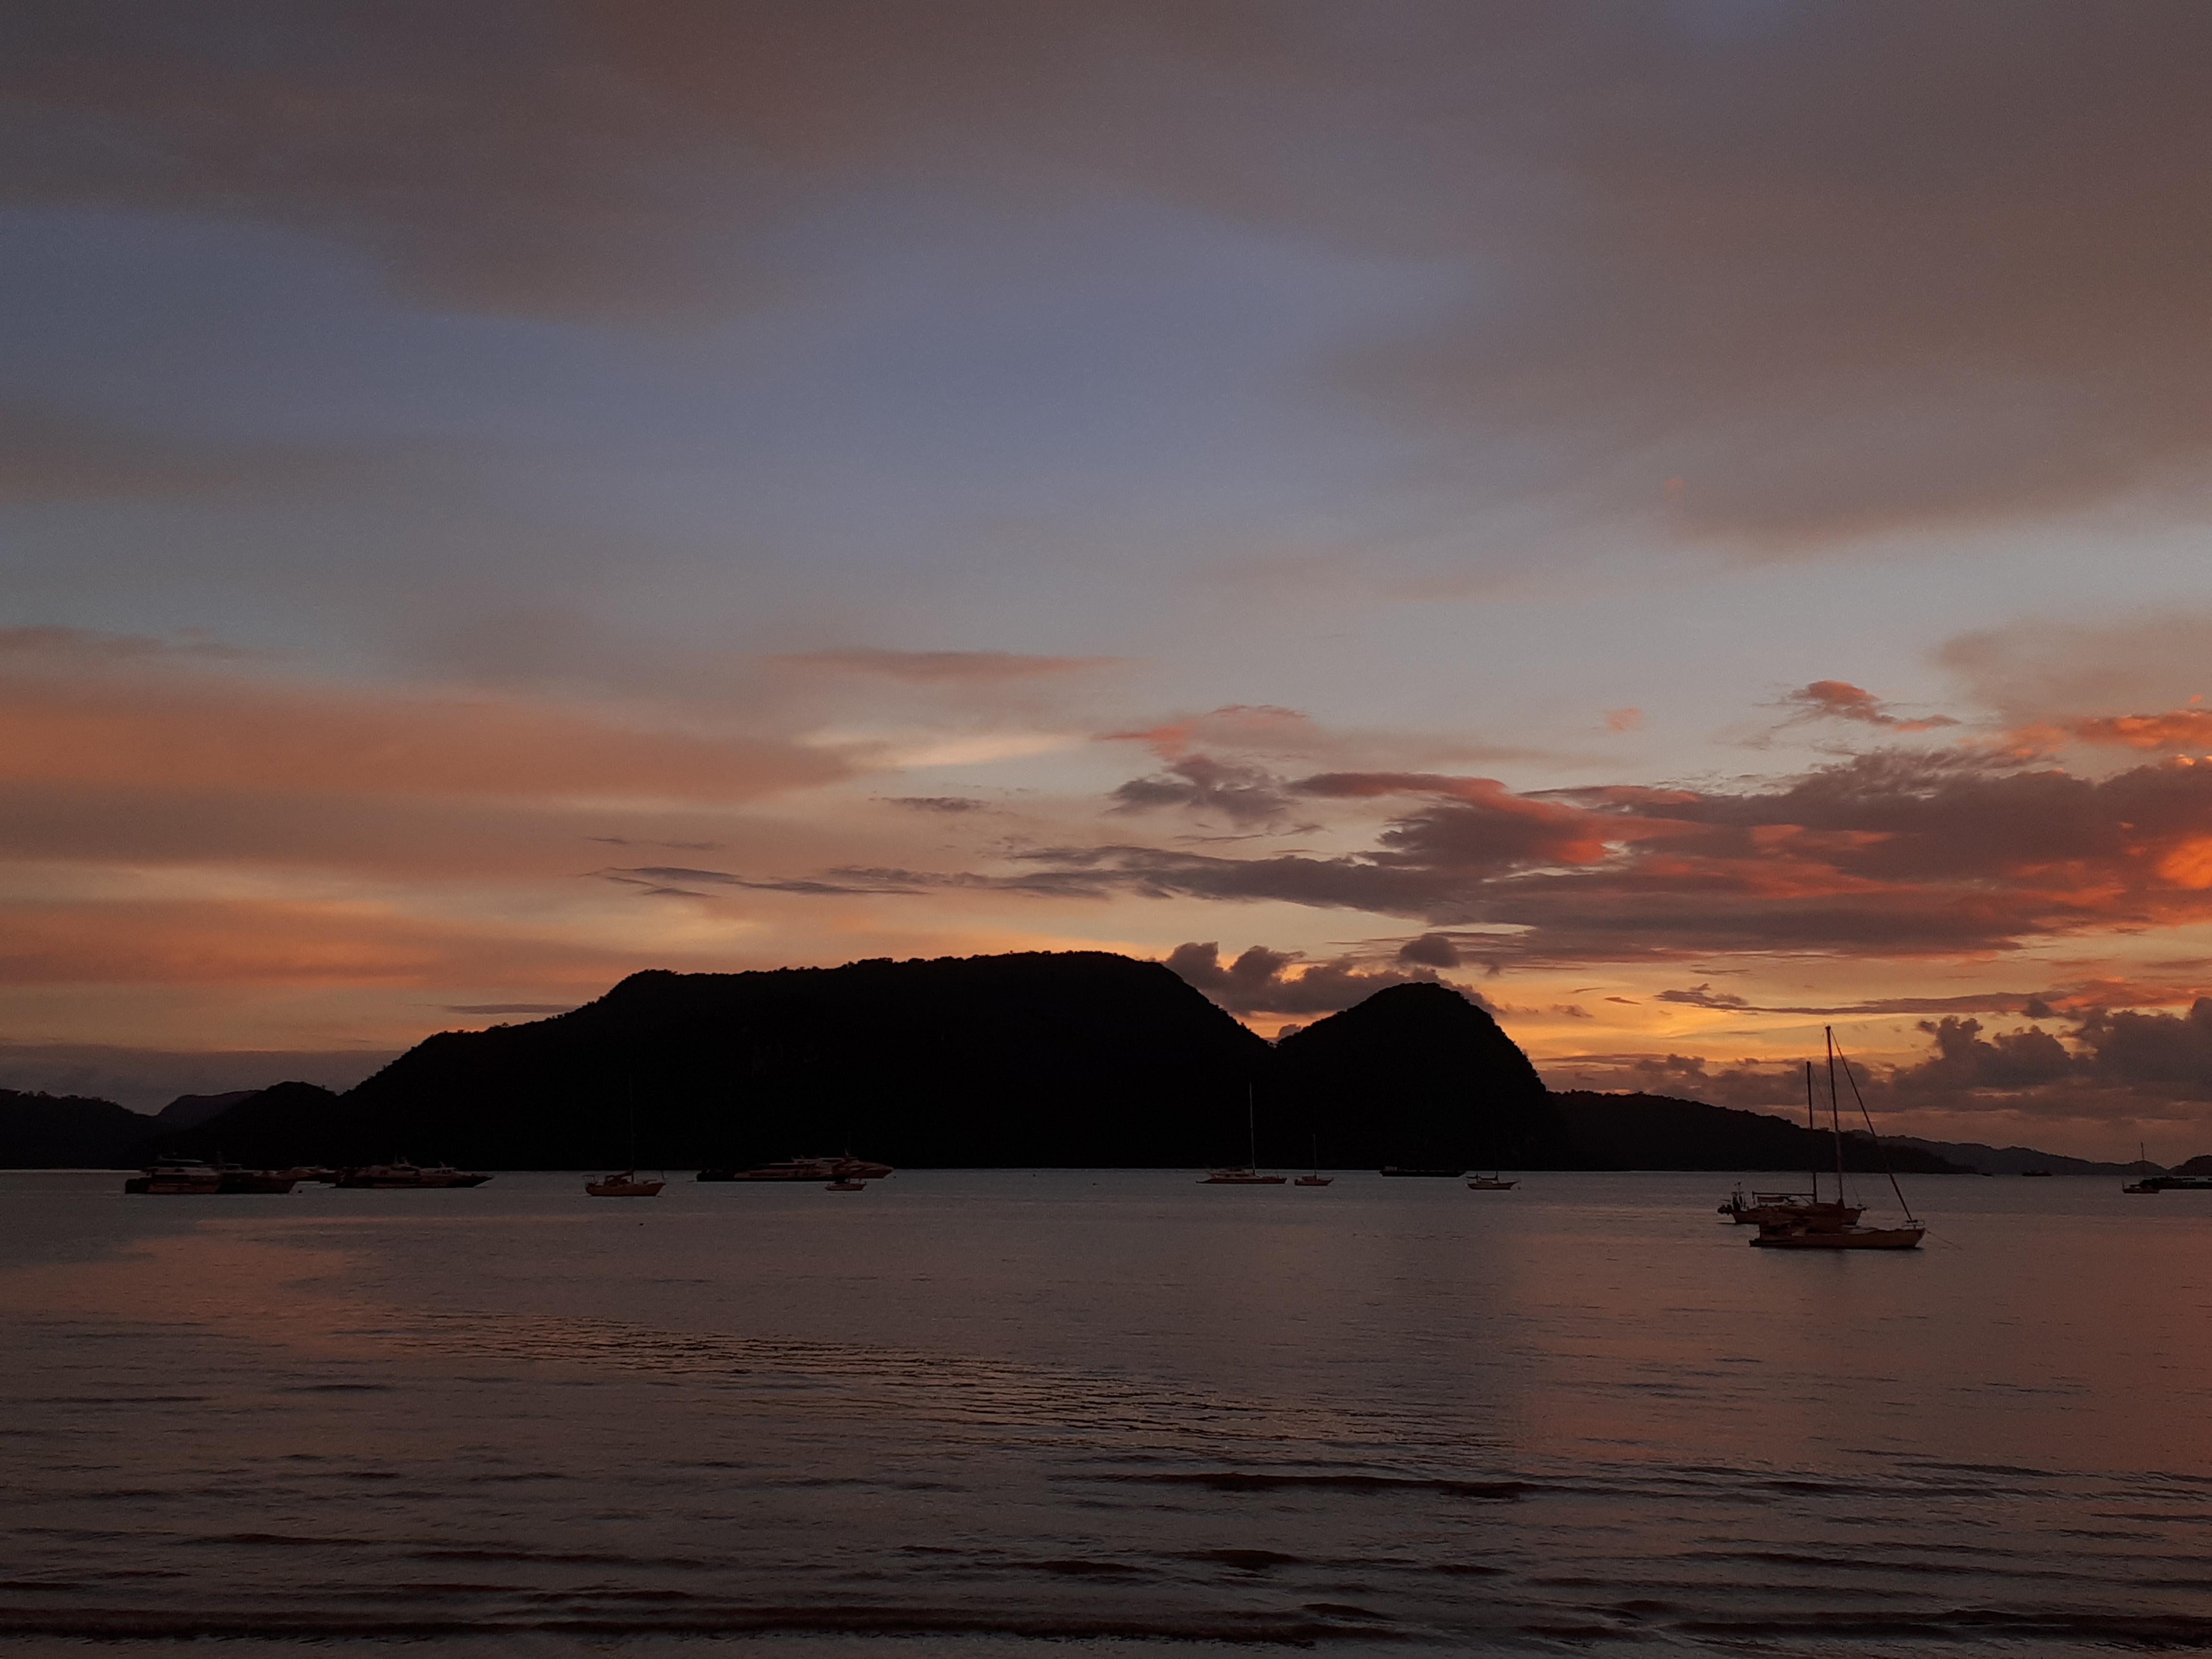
122,1157,490,1194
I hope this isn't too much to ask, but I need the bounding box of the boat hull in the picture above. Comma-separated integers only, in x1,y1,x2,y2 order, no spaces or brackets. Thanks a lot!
123,1175,221,1195
216,1171,300,1194
1751,1226,1925,1250
1200,1171,1286,1184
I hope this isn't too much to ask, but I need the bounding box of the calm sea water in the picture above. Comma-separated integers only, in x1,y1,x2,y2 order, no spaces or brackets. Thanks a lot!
4,1169,2212,1657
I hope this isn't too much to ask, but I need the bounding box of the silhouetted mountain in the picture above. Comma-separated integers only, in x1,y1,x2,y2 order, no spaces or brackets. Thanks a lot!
156,1082,348,1166
190,953,1278,1169
2172,1153,2212,1177
1551,1092,1970,1174
156,1090,257,1129
1886,1136,2154,1177
1272,984,1573,1169
0,1089,158,1167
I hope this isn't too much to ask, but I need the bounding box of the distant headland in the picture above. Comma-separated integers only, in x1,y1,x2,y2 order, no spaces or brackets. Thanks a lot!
0,950,2163,1175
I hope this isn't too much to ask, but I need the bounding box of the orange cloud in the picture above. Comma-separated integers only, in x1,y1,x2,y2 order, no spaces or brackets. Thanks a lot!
2067,710,2212,751
0,666,849,802
0,898,657,987
2158,837,2212,890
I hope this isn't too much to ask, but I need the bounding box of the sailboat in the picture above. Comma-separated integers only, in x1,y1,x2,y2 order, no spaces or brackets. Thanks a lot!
1295,1129,1332,1186
1718,1062,1863,1227
1750,1030,1923,1250
587,1083,665,1197
1202,1084,1286,1184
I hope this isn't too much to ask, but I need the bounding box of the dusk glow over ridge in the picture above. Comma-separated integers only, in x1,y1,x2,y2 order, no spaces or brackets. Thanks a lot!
8,1,2212,1156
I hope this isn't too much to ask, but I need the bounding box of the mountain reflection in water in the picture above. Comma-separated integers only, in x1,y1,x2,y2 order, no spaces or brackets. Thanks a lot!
4,1169,2212,1656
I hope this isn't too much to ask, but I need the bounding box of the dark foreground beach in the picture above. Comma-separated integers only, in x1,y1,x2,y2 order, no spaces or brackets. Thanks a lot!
3,1170,2210,1656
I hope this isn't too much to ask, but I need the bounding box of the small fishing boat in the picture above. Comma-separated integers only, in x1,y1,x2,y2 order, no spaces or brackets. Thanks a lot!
1466,1174,1518,1190
1749,1031,1923,1250
1202,1084,1285,1183
586,1169,664,1197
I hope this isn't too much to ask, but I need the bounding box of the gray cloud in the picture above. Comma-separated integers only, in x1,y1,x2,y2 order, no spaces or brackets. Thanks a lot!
12,3,2206,543
1111,756,1305,830
597,865,925,898
781,748,2212,965
1163,940,1465,1019
1395,932,1460,968
884,796,992,814
1775,680,1958,733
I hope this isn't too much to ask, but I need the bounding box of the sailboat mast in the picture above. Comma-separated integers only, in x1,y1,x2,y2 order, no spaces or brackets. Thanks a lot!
1804,1060,1818,1202
1825,1027,1845,1197
1834,1037,1914,1221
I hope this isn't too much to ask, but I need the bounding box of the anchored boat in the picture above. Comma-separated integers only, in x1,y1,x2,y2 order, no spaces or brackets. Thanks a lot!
699,1155,893,1182
334,1161,492,1189
1749,1031,1923,1251
586,1169,664,1197
1202,1083,1285,1184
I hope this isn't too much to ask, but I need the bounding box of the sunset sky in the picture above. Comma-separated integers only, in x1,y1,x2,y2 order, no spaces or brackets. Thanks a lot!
8,2,2212,1155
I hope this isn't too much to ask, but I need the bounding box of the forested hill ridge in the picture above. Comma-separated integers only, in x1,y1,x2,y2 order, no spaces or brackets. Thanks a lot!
0,950,2148,1174
1550,1093,1966,1175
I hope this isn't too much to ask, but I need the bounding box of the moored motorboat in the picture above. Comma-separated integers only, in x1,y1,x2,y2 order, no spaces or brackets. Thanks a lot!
1718,1187,1862,1228
124,1159,298,1194
334,1161,492,1189
1294,1173,1333,1186
123,1158,223,1195
699,1155,893,1182
585,1169,664,1197
1466,1174,1518,1190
